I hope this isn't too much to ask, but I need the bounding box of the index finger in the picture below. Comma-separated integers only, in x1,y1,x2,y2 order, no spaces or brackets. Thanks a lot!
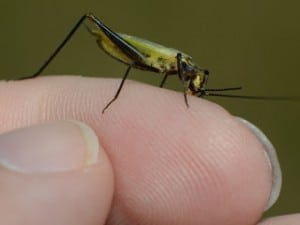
0,76,275,225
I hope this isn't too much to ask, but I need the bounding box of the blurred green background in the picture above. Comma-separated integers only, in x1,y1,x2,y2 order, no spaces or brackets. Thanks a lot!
1,0,299,217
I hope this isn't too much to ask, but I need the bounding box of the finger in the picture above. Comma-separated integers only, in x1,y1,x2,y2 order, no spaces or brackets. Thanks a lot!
258,214,300,225
0,120,114,225
0,76,276,225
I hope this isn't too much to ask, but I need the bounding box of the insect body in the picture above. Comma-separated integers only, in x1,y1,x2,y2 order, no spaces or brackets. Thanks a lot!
23,13,297,113
84,14,215,112
89,26,213,111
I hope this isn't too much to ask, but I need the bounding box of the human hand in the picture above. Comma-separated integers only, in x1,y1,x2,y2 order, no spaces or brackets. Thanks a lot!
0,76,297,225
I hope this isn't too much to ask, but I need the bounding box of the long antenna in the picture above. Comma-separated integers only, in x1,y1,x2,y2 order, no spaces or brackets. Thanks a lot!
204,87,242,92
198,86,299,101
204,92,300,101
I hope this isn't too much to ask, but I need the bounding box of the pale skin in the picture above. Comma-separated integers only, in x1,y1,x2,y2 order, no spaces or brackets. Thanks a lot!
0,76,298,225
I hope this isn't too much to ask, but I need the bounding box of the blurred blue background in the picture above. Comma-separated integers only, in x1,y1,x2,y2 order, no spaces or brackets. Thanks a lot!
1,0,299,217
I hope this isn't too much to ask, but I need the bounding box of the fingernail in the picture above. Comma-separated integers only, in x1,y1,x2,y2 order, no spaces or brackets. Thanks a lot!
0,120,99,173
236,117,282,210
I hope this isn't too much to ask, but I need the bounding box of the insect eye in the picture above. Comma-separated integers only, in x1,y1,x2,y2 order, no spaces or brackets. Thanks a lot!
203,69,209,75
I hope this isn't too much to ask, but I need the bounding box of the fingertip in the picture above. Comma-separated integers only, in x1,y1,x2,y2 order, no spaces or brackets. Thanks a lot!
258,214,300,225
236,117,282,210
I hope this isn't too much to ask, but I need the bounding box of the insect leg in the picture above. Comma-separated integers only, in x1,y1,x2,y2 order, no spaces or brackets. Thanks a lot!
159,74,169,88
102,65,133,114
203,69,209,89
20,14,89,80
176,53,189,107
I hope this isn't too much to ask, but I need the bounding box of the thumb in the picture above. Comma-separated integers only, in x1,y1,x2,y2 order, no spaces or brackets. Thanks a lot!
0,121,114,225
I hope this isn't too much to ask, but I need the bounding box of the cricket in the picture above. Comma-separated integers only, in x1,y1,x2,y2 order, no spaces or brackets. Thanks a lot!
21,13,298,113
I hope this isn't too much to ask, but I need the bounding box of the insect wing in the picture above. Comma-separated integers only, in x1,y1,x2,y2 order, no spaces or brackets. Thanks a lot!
88,15,146,64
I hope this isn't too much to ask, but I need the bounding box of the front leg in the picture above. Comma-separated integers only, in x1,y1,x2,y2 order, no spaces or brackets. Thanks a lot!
176,53,189,108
